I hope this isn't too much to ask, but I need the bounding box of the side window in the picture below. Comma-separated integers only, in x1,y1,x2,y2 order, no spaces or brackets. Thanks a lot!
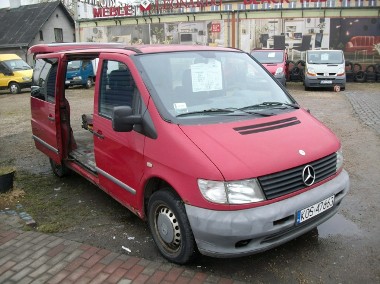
99,60,140,118
0,62,7,73
31,58,58,102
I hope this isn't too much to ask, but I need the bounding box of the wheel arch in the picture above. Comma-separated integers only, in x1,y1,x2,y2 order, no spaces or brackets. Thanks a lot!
142,177,182,220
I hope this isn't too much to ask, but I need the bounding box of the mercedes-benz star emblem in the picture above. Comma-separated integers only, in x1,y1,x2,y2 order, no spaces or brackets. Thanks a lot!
302,165,316,186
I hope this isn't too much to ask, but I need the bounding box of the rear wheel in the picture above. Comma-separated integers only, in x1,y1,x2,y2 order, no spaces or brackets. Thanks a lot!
148,189,198,264
49,158,69,177
9,82,21,94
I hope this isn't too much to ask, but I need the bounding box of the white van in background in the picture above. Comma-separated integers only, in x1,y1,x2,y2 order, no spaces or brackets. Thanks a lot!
304,50,346,91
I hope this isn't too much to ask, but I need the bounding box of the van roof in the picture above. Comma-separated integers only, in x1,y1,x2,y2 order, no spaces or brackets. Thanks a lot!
28,43,237,56
0,54,22,60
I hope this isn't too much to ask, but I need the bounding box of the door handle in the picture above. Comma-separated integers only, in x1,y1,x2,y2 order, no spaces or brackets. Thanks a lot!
94,130,104,139
48,114,55,121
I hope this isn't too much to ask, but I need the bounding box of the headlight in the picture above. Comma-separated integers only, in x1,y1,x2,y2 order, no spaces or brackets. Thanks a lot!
198,178,265,204
337,68,345,76
275,67,284,75
307,68,316,76
22,77,31,81
336,148,343,171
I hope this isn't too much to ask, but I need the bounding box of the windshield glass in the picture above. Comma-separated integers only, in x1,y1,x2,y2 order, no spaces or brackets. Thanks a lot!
135,50,295,124
4,59,31,71
307,51,343,64
251,50,284,64
67,60,81,71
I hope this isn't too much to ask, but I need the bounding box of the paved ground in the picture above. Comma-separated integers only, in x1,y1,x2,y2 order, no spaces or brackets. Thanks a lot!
0,215,239,284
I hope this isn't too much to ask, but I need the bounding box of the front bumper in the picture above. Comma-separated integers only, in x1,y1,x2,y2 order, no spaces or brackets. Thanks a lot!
185,170,350,258
304,76,346,88
65,79,84,86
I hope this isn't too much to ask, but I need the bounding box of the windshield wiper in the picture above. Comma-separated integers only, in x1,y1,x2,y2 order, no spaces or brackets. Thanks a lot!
240,102,299,110
176,108,235,117
176,107,278,118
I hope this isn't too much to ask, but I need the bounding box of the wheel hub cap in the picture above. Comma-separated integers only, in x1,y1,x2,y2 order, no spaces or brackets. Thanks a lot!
156,208,180,246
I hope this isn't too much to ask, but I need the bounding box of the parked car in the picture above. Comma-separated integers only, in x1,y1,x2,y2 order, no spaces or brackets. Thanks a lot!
65,59,97,89
0,54,32,94
250,49,289,86
29,43,350,264
304,50,346,91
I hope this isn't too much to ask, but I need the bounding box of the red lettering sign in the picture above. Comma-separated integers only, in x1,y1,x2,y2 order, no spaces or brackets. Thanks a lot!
211,23,220,32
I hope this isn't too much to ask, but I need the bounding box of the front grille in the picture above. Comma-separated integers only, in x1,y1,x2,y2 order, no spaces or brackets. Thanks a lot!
258,153,337,200
317,73,337,76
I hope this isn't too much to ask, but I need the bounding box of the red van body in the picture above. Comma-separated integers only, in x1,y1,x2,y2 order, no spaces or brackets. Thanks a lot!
29,43,350,264
251,49,289,86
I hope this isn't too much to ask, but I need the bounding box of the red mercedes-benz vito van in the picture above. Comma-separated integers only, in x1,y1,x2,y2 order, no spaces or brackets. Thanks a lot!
29,43,350,264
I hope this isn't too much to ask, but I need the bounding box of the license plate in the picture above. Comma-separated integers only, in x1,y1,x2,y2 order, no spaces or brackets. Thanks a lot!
296,195,334,224
320,80,332,84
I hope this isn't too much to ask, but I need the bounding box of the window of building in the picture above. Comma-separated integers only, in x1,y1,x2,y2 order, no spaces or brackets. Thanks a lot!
54,28,63,42
210,5,219,11
224,4,232,11
238,4,246,10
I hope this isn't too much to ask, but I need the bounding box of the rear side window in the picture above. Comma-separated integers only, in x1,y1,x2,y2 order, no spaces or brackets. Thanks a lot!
98,60,140,118
31,58,58,102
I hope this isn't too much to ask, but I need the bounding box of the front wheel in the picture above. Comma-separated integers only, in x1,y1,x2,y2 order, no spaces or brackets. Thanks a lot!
85,78,93,89
148,189,198,264
9,82,21,94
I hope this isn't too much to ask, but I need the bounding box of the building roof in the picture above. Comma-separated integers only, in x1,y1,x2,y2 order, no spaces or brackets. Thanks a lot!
0,1,74,49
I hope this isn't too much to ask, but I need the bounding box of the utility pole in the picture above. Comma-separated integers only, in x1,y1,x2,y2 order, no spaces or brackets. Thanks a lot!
73,0,80,42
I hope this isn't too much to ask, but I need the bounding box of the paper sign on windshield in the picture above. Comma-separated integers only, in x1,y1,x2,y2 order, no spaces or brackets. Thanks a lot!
321,53,329,61
190,60,223,92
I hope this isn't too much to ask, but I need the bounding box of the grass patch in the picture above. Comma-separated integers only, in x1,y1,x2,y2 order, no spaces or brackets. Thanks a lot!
12,170,104,233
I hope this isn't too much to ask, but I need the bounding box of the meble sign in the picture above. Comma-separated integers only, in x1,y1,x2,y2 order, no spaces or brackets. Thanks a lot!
92,0,223,18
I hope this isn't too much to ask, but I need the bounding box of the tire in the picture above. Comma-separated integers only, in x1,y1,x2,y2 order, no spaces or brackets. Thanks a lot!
355,71,366,83
148,189,198,264
365,64,376,73
366,72,376,82
49,158,69,177
295,60,306,68
375,63,380,74
85,78,93,89
353,63,362,73
346,70,354,82
9,82,21,94
345,61,354,72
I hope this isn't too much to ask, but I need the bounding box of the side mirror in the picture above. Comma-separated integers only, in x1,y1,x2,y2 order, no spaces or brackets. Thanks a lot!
112,106,142,132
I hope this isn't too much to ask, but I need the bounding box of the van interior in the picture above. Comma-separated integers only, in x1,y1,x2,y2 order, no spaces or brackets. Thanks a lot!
63,54,98,173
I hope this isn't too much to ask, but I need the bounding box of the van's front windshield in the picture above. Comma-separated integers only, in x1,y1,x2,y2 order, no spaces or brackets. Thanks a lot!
4,59,31,71
307,51,344,64
251,50,284,64
67,60,81,71
135,50,296,124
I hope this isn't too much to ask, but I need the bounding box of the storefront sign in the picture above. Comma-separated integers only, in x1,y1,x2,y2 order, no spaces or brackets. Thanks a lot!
211,23,221,32
92,0,223,18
